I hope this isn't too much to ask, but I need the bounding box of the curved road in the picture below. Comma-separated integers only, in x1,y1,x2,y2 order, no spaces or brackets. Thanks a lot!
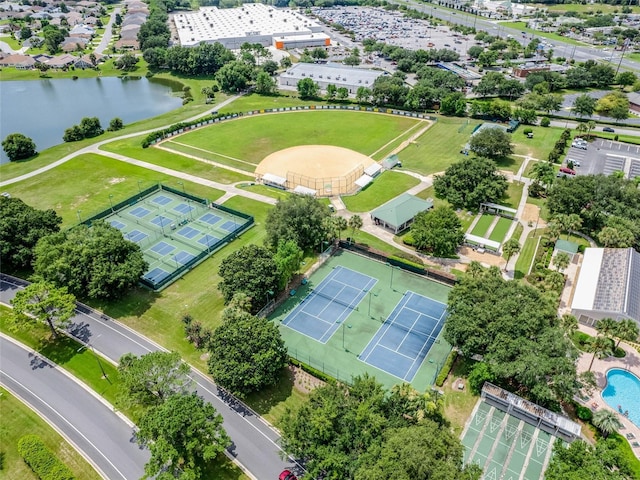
0,335,149,480
0,275,300,480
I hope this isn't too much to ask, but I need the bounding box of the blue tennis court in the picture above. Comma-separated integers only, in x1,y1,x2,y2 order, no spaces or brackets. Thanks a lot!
282,267,377,343
198,235,220,248
359,292,447,382
150,241,175,256
219,220,239,233
177,226,200,239
199,213,221,226
151,215,173,227
125,230,148,243
130,206,151,218
173,251,195,265
144,267,171,284
173,203,194,214
152,195,172,206
110,220,126,230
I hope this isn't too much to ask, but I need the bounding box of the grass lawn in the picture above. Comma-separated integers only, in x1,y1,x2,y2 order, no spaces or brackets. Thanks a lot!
220,91,330,112
397,117,481,175
0,33,21,50
488,217,513,243
0,386,103,480
442,356,479,436
237,183,291,201
514,230,541,280
524,159,561,179
350,228,417,258
415,185,475,232
3,154,225,226
341,171,420,212
167,111,420,165
502,180,524,209
539,3,639,14
101,136,252,184
513,126,564,160
498,21,585,47
0,58,150,81
471,213,493,237
593,132,640,145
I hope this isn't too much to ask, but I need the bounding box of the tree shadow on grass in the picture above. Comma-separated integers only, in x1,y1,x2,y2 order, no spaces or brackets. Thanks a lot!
201,453,248,480
87,286,159,319
243,368,295,418
494,155,518,172
37,334,81,367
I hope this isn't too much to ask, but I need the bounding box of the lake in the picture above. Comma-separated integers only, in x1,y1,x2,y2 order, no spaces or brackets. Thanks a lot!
0,76,184,163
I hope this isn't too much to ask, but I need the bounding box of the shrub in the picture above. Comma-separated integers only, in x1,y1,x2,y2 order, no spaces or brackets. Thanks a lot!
523,127,533,135
613,346,626,358
576,405,593,421
540,117,550,127
17,435,75,480
435,350,458,387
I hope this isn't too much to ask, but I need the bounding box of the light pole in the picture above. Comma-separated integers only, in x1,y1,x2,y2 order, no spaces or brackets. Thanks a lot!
109,194,114,213
137,180,142,193
77,210,82,223
77,335,110,384
368,290,378,317
178,181,185,194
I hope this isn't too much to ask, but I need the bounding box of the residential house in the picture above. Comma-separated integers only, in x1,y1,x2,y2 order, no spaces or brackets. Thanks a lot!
0,54,35,69
46,53,76,68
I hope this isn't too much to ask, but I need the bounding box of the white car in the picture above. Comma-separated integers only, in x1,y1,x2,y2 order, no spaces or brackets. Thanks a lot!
567,159,580,167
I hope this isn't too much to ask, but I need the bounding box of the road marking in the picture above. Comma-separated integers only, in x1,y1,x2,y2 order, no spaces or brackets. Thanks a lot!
0,370,128,480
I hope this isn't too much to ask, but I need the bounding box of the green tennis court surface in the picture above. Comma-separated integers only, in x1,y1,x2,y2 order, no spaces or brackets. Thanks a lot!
83,186,252,290
462,401,559,480
270,250,452,390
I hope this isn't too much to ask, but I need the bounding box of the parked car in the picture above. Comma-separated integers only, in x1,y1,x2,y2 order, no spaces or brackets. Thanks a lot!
560,167,576,175
572,142,587,150
279,470,298,480
603,127,615,133
567,159,580,167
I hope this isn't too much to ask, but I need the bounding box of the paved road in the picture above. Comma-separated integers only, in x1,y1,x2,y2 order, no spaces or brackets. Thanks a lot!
0,276,300,480
0,335,150,480
96,7,121,54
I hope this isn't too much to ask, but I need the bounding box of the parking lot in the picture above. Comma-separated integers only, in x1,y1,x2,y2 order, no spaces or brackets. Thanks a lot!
564,138,640,180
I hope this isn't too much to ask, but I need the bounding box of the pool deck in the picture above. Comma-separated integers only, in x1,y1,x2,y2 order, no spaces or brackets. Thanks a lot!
576,324,640,459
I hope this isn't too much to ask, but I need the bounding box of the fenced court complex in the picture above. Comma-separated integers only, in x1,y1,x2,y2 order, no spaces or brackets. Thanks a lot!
82,185,253,290
271,250,452,391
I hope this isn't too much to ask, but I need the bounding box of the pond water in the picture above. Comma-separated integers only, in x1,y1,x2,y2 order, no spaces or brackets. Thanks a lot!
0,76,184,163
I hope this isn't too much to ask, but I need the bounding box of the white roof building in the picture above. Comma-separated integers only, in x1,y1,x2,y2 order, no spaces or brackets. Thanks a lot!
173,3,328,49
279,63,385,95
571,248,640,327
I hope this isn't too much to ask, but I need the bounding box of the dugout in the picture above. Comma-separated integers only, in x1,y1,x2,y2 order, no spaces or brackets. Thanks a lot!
260,173,287,190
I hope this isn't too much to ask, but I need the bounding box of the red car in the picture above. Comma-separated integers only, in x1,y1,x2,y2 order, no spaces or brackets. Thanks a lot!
559,167,576,175
279,470,298,480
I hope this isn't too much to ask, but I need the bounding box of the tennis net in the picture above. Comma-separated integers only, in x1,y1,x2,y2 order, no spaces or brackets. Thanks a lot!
308,288,359,311
383,317,442,339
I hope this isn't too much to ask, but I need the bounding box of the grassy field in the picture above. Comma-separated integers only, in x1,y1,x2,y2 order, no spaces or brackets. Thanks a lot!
219,91,329,112
3,154,225,225
415,185,476,232
489,217,513,243
397,117,481,175
237,183,292,201
593,132,640,145
340,171,420,212
0,386,103,480
502,180,524,209
513,126,565,159
163,110,420,167
498,21,584,46
538,3,640,14
514,230,542,279
442,356,479,436
471,213,493,237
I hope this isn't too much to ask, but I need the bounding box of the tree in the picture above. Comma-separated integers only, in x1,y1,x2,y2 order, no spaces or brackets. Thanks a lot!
254,70,277,95
297,77,319,99
215,60,253,92
20,26,32,40
552,251,570,273
572,94,597,118
468,127,514,159
546,438,634,480
502,238,521,272
325,83,337,100
530,161,555,193
33,222,147,300
136,393,230,480
440,92,467,116
2,133,37,161
10,281,76,338
0,197,61,270
586,120,596,139
265,194,331,252
114,52,138,71
477,49,499,68
336,87,349,101
107,117,124,131
207,309,288,397
410,206,464,257
117,351,193,408
261,60,278,75
592,409,623,439
596,91,629,120
444,264,578,406
273,239,303,290
217,244,280,313
586,335,613,371
348,214,363,240
79,117,103,138
613,319,639,349
538,93,563,114
467,45,484,59
63,125,84,142
616,71,637,88
598,226,635,248
596,317,618,341
434,157,508,210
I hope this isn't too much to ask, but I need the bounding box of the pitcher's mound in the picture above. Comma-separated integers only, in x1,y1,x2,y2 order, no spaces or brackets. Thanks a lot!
256,145,377,196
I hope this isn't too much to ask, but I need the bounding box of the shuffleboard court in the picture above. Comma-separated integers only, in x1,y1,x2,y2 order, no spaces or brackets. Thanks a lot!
199,213,221,225
359,291,447,381
125,230,148,243
110,220,126,230
150,241,175,256
282,266,377,343
177,226,200,239
152,195,172,206
130,206,151,218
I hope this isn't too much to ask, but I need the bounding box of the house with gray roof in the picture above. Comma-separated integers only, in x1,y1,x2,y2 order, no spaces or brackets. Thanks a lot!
370,193,433,234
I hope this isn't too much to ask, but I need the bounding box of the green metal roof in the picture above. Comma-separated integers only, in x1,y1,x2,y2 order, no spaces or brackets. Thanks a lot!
555,239,580,254
370,193,433,228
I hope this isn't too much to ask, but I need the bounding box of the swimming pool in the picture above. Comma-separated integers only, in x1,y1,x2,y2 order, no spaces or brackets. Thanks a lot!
601,368,640,428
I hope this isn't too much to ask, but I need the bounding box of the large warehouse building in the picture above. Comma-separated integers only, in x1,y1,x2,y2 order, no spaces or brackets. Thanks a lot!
571,247,640,327
173,3,330,49
279,63,385,95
